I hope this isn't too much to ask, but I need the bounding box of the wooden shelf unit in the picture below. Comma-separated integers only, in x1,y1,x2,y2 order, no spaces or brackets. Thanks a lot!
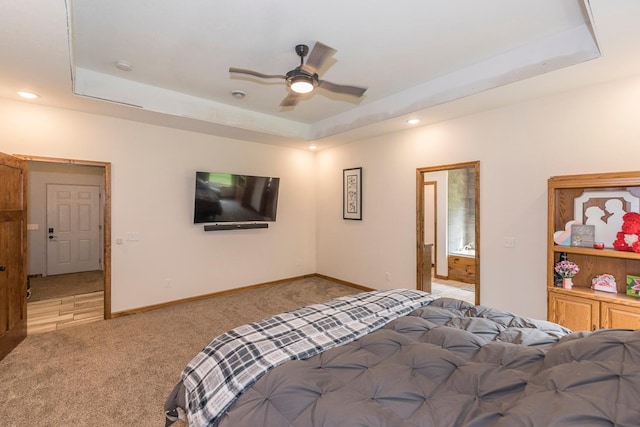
547,171,640,330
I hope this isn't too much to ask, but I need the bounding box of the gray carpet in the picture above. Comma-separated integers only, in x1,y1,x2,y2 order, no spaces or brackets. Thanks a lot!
28,271,104,302
0,276,361,427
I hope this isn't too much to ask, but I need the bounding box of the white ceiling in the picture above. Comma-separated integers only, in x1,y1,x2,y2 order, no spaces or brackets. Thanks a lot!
2,1,640,150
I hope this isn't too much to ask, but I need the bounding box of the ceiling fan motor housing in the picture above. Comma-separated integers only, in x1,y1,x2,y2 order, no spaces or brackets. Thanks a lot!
295,44,309,58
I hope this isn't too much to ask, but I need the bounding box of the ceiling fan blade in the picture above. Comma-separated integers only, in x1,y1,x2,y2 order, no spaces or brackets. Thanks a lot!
229,67,286,80
318,80,367,97
280,93,300,107
301,42,336,75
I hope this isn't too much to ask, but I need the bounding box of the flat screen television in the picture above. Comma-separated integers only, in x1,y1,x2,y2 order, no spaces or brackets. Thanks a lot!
193,171,280,223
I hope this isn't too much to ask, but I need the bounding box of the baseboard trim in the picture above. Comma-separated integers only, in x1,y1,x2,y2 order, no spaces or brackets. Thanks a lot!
314,274,375,292
112,273,375,318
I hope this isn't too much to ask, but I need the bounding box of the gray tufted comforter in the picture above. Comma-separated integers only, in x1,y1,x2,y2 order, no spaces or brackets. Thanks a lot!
169,297,640,426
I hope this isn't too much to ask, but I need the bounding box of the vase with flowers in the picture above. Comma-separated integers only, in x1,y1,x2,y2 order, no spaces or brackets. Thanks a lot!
555,260,579,289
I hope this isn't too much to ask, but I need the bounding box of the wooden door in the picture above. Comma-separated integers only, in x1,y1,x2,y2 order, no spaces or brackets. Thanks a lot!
0,152,27,361
548,291,599,331
601,302,640,329
46,184,101,275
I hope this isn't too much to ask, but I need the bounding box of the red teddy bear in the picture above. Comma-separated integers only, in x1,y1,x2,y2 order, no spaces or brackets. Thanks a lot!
613,212,640,253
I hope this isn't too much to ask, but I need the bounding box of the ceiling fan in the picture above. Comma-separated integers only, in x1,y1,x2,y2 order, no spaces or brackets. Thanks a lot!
229,42,367,107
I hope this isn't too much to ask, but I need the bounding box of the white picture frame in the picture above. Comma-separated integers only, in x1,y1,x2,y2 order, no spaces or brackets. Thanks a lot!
574,190,640,248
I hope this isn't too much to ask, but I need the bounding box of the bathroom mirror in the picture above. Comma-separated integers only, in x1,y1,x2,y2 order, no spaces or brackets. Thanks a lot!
416,161,479,305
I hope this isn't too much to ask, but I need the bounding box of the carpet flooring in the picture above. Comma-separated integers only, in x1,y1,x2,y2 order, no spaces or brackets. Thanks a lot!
28,271,104,302
0,276,361,427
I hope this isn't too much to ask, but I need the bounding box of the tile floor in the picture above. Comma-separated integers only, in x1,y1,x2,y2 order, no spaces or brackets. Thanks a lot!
430,278,476,305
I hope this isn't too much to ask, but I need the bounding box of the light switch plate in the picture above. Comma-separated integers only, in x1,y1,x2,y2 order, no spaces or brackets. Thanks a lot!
125,232,140,241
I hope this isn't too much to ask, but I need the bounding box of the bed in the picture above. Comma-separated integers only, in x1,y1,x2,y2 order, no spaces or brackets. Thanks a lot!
165,289,640,427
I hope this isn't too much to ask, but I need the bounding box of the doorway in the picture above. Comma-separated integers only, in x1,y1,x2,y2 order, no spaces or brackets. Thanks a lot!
16,155,112,326
417,161,480,305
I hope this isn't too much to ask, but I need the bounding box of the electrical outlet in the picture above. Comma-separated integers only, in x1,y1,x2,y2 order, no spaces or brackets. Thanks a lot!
165,278,172,288
503,237,516,248
385,272,391,281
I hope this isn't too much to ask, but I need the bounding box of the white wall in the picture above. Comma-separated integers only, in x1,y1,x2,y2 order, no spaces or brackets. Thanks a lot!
316,74,640,319
0,99,317,313
4,73,640,319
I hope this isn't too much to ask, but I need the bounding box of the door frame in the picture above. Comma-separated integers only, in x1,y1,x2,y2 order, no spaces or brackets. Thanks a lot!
416,161,480,305
15,155,112,319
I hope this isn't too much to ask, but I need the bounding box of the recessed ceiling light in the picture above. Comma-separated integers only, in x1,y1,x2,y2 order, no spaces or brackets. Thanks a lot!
17,91,39,99
115,60,132,71
231,90,246,99
308,144,317,150
407,119,420,125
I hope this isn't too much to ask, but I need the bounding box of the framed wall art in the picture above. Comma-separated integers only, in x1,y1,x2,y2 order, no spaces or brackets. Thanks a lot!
343,167,362,220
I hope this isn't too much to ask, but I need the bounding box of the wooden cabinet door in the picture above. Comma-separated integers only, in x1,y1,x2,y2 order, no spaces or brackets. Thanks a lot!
0,152,27,361
601,302,640,329
447,255,475,284
548,292,599,332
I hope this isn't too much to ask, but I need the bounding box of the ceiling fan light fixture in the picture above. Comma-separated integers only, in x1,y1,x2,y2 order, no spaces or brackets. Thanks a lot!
290,75,315,94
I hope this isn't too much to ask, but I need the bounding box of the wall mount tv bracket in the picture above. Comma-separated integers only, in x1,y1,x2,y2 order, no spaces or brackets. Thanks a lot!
204,223,268,231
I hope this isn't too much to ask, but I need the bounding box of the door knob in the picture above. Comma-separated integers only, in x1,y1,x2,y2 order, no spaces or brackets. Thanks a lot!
0,266,5,271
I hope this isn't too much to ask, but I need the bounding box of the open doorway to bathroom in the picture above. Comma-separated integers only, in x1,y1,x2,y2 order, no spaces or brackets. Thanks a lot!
417,161,479,305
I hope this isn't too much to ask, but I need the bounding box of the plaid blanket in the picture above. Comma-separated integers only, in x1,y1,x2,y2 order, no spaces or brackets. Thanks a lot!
180,289,436,427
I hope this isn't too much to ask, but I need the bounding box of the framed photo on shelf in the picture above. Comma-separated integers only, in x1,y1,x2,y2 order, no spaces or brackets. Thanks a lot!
571,224,595,247
343,167,362,220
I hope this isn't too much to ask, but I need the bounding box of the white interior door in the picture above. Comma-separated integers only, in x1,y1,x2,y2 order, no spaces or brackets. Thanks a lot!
46,184,101,275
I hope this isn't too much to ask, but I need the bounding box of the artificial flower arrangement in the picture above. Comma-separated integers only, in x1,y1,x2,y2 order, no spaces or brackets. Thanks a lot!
554,260,579,278
613,212,640,253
